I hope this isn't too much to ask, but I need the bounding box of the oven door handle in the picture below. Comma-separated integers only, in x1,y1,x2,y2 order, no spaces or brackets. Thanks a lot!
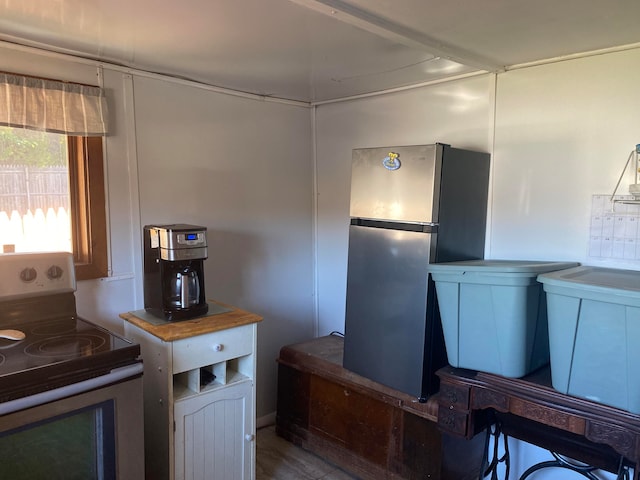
0,362,143,416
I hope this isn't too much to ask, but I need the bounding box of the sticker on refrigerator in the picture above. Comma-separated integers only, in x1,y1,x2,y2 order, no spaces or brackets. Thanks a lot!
382,152,401,171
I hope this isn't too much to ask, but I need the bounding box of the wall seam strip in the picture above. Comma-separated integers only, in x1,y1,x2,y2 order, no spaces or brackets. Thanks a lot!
311,105,320,337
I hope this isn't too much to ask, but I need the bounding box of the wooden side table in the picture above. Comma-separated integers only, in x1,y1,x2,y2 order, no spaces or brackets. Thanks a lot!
121,301,262,480
436,365,639,479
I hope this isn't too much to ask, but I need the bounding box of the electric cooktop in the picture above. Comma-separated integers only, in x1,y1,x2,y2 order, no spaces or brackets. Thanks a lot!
0,314,140,403
0,252,140,403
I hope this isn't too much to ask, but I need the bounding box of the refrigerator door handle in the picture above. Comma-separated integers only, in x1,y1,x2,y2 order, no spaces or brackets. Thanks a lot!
350,217,438,233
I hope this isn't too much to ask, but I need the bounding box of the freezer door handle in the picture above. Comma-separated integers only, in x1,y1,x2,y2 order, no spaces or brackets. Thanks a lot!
350,217,438,233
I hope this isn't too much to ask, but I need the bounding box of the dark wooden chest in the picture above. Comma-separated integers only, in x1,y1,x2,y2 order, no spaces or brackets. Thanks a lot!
276,335,485,480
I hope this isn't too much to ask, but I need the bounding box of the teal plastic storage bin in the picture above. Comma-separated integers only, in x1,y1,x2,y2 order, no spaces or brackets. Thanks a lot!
428,260,578,378
538,266,640,413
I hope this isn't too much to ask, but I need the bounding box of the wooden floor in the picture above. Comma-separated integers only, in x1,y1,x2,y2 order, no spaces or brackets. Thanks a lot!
256,425,358,480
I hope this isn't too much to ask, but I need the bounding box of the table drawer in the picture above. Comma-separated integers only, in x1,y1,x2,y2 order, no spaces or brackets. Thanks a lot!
439,382,470,410
438,407,470,437
172,324,253,374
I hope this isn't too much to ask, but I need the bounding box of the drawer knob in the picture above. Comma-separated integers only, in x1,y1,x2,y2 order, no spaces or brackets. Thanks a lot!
213,343,224,352
245,434,255,442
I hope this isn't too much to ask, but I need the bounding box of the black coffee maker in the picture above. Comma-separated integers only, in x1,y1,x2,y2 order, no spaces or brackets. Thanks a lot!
143,224,209,321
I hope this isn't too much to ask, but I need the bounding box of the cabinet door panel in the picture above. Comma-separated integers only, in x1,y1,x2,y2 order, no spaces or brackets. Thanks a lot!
175,381,253,480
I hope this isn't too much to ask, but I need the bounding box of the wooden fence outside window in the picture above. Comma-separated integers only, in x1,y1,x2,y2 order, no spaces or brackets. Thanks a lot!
0,166,71,252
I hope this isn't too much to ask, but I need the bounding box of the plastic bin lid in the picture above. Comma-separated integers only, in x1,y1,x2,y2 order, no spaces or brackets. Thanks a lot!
538,266,640,294
427,259,579,274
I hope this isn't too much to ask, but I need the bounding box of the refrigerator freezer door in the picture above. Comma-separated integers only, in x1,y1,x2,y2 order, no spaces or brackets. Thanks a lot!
343,224,443,398
350,145,439,224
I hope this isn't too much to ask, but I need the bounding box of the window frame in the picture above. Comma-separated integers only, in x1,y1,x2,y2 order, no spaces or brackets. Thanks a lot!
67,136,108,280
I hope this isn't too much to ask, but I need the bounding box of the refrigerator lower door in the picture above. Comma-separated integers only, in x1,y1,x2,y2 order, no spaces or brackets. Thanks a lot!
343,224,444,399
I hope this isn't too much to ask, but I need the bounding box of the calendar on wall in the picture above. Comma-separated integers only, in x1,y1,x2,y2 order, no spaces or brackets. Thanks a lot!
590,194,640,260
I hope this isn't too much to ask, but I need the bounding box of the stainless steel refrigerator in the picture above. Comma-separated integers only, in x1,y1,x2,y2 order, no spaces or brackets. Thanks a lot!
343,143,490,401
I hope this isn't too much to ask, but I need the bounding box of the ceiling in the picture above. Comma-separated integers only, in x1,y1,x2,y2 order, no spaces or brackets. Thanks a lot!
0,0,639,103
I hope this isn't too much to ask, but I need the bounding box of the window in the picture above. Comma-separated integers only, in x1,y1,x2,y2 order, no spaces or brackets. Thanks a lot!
0,72,109,280
0,128,107,279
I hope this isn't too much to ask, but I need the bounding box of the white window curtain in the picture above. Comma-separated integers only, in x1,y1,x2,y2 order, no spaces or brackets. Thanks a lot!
0,72,108,136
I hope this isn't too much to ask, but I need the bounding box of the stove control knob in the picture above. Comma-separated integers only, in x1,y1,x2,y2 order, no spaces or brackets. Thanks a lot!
20,267,37,283
47,265,64,280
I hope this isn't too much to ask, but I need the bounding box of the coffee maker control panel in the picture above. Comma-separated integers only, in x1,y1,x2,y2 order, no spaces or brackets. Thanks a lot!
148,224,208,262
176,232,206,247
153,225,207,250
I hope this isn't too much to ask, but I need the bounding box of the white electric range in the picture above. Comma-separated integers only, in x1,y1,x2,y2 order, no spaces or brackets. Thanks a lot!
0,252,145,479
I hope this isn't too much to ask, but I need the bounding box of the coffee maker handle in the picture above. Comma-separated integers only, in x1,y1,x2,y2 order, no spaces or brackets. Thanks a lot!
179,273,189,308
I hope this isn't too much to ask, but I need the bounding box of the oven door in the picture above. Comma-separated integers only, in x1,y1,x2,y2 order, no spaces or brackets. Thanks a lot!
0,363,144,480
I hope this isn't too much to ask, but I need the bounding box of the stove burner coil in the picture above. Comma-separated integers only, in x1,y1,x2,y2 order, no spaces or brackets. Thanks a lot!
25,334,107,358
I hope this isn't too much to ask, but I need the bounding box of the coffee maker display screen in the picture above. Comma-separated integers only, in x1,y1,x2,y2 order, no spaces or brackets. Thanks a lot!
185,233,198,241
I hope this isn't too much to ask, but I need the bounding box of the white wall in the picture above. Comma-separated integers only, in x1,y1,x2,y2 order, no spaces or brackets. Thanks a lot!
314,47,640,478
314,74,495,336
0,43,316,419
131,75,315,417
492,49,640,266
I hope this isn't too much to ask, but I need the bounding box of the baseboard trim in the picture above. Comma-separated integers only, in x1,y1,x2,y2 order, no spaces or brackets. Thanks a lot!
257,411,276,429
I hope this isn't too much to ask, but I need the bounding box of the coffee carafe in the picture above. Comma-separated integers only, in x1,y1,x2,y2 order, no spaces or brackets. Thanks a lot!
143,224,209,321
164,263,201,310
